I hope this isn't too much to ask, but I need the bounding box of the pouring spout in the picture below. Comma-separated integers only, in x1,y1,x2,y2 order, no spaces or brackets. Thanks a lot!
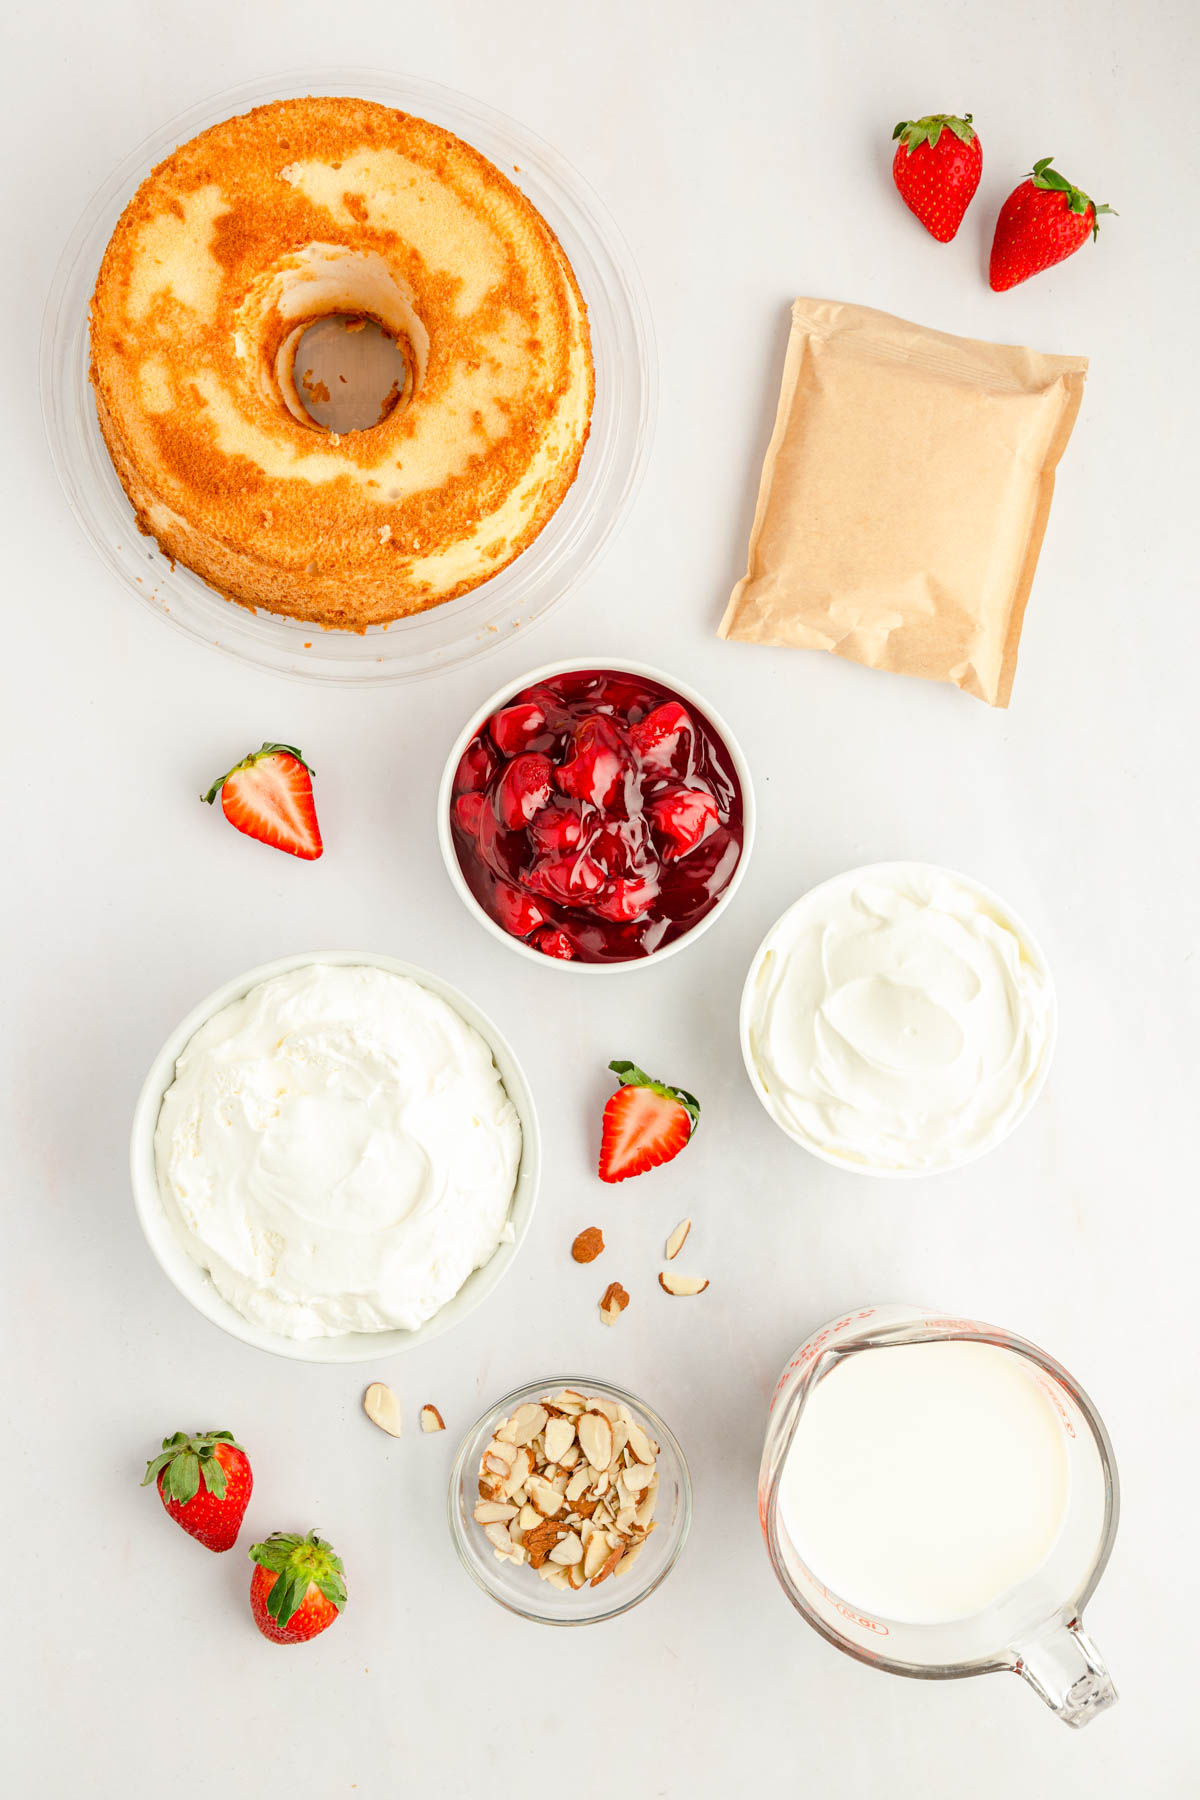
1015,1617,1118,1728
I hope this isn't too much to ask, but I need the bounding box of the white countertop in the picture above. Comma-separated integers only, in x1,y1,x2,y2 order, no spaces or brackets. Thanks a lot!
5,1,1198,1793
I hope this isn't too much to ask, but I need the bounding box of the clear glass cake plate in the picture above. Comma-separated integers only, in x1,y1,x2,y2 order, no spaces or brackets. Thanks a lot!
40,68,656,686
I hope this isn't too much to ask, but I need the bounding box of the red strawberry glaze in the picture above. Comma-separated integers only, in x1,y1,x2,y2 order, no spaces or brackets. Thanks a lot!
450,669,744,963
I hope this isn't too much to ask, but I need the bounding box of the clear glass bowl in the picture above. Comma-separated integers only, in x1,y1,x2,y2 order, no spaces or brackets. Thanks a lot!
448,1377,692,1624
40,69,656,686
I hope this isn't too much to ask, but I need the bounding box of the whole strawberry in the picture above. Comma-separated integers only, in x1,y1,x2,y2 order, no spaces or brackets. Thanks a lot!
892,113,982,242
142,1429,253,1552
990,157,1114,290
249,1530,347,1645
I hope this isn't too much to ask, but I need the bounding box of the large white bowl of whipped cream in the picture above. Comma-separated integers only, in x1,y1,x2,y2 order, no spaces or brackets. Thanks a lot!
740,863,1056,1178
131,952,539,1360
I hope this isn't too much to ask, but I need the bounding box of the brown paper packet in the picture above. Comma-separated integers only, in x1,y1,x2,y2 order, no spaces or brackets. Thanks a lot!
718,298,1088,706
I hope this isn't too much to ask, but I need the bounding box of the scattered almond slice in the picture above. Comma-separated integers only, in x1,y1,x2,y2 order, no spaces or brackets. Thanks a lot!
419,1404,445,1433
363,1381,402,1438
571,1226,605,1263
658,1269,710,1297
665,1218,691,1261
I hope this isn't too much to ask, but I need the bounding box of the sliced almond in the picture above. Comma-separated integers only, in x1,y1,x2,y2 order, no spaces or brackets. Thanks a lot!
665,1218,692,1261
484,1437,517,1466
526,1473,564,1518
362,1382,402,1438
619,1459,654,1493
473,1501,519,1524
548,1530,584,1566
635,1476,659,1529
553,1389,588,1413
504,1446,533,1498
419,1404,445,1433
545,1566,571,1590
587,1396,621,1424
578,1411,614,1472
583,1531,612,1580
483,1453,510,1478
557,1441,582,1469
518,1504,541,1532
507,1402,549,1446
565,1467,590,1503
483,1521,514,1552
624,1419,655,1464
609,1419,630,1462
543,1416,577,1464
614,1542,645,1579
658,1269,710,1297
590,1542,625,1587
566,1561,587,1589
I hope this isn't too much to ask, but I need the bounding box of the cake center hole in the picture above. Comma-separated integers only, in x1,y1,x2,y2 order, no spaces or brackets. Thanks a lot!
293,315,408,433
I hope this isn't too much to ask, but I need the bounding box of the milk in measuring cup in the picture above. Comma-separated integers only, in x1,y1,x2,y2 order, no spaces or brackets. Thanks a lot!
777,1340,1071,1624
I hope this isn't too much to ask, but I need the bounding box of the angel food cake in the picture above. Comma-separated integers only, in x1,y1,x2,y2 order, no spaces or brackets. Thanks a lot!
89,97,594,629
153,964,523,1337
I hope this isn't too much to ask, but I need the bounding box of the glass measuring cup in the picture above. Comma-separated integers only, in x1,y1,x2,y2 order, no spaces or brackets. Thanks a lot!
758,1305,1119,1727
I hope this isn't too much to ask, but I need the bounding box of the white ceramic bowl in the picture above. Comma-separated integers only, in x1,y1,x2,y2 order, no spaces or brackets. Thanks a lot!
739,862,1058,1179
130,951,540,1360
436,658,755,972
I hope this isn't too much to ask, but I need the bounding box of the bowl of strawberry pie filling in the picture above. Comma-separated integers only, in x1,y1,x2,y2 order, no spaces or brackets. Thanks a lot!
438,661,754,967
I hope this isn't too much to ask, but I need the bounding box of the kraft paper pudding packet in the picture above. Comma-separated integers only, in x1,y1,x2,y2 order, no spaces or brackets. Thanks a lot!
719,298,1088,706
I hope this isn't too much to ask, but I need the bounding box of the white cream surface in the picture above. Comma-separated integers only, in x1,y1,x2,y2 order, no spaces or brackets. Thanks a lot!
778,1340,1071,1623
746,864,1054,1172
154,964,522,1337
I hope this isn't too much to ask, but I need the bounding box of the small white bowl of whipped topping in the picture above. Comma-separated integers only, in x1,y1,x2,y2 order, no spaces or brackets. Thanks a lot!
740,863,1057,1178
130,952,539,1361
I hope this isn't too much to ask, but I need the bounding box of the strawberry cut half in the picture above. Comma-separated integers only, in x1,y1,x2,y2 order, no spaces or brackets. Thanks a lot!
203,743,323,861
599,1059,700,1183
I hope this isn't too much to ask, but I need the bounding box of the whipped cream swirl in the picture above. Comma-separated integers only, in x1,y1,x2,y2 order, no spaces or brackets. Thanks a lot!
745,865,1054,1173
154,964,522,1336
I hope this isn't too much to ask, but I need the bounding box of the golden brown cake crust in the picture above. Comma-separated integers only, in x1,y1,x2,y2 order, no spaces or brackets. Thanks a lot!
89,97,595,630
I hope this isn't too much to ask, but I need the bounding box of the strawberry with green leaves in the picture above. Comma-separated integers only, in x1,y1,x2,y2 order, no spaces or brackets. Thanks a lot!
249,1531,347,1645
891,113,982,242
599,1060,700,1183
203,742,323,860
142,1429,253,1552
990,158,1114,290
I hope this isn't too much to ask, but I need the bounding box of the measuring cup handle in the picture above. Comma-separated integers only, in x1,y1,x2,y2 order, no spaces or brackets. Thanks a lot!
1014,1617,1118,1727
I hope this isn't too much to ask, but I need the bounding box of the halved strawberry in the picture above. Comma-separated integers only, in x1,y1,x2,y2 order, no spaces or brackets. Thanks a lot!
203,743,322,861
630,702,694,774
494,752,554,830
599,1060,700,1183
648,786,719,860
